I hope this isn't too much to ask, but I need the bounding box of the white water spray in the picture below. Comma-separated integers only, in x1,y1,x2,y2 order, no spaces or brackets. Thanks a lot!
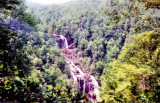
64,37,68,49
90,76,100,101
71,72,78,83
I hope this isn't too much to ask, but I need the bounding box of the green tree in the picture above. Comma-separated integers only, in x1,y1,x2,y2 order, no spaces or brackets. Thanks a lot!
48,18,56,35
79,38,88,51
95,61,104,75
119,30,160,68
135,0,160,9
0,0,42,102
101,29,160,102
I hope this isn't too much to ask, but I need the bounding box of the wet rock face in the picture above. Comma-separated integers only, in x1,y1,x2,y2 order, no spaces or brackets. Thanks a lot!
53,34,68,49
56,38,65,49
66,35,73,45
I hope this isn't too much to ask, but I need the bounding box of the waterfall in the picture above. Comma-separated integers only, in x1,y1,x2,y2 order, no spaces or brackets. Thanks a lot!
90,76,100,101
71,61,84,75
69,63,76,71
54,34,100,102
71,72,77,83
64,37,68,49
70,61,100,102
53,34,68,49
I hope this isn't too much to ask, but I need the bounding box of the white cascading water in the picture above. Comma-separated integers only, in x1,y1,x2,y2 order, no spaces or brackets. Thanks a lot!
71,72,78,83
54,34,69,49
69,63,76,71
54,34,100,102
90,76,100,101
71,61,85,75
64,37,68,49
59,35,69,49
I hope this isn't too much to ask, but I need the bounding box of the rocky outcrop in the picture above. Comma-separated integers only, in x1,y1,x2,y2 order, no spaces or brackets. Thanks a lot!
53,34,68,49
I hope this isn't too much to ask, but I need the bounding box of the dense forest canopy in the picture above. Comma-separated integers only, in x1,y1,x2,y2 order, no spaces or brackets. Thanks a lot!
29,0,160,75
0,0,160,102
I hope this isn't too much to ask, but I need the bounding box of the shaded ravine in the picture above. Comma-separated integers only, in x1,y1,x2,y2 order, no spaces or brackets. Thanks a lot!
54,34,100,102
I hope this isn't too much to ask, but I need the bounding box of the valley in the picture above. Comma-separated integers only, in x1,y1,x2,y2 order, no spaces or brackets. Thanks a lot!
0,0,160,102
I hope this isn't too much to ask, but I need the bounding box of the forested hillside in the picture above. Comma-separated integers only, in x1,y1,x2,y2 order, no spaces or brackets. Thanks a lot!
0,0,160,102
29,0,160,76
28,0,160,102
0,0,83,102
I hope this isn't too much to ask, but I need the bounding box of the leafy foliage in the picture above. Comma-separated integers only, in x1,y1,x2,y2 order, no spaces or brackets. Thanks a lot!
101,29,160,102
119,30,160,68
0,0,42,101
136,0,160,8
0,0,83,102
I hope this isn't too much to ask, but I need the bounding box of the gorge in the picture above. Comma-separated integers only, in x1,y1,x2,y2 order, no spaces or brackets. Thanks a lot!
54,34,100,103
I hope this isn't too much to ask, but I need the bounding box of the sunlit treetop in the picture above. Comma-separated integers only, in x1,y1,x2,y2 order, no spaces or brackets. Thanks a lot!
136,0,160,8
